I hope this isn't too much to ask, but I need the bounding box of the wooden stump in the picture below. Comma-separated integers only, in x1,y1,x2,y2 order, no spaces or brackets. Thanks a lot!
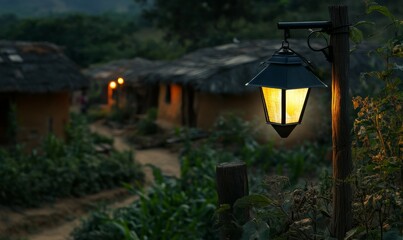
216,162,249,240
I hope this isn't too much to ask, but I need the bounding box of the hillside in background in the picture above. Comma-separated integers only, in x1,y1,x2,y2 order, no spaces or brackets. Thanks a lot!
0,0,142,16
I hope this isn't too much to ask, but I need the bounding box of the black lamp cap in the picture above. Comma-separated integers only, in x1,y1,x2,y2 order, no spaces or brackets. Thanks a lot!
246,50,327,89
272,124,297,138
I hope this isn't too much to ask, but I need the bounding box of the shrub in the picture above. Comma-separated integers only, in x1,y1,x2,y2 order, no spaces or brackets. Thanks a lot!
231,3,403,239
0,114,144,207
72,144,220,240
72,114,333,239
136,108,158,135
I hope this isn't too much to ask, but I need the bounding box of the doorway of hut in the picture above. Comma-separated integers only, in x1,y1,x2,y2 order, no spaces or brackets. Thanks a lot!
181,86,196,127
0,97,11,145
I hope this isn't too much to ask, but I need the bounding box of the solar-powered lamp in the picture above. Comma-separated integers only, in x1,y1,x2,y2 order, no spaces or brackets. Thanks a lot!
246,46,327,138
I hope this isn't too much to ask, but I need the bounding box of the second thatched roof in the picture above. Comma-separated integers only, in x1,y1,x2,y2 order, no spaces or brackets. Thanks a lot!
140,39,377,94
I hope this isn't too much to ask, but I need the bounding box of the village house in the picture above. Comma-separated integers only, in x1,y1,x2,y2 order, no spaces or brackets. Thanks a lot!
0,41,89,149
140,39,374,145
83,57,164,115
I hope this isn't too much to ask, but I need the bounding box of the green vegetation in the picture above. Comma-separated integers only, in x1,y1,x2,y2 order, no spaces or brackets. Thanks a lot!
71,113,332,240
0,0,139,16
225,3,403,239
209,114,331,184
0,0,400,238
72,144,219,240
0,114,144,207
1,1,401,68
0,13,137,66
0,13,185,67
136,108,158,135
72,2,402,239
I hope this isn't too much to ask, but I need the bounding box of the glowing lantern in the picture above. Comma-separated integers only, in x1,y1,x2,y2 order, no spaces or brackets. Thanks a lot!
109,81,117,89
246,47,327,138
117,77,124,85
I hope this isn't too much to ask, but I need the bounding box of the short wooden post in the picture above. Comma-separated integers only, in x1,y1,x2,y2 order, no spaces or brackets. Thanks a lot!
216,162,249,240
401,137,403,185
329,5,353,239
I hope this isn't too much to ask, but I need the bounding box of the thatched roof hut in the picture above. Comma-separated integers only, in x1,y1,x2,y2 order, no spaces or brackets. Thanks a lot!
83,57,164,87
83,57,165,113
0,41,88,93
141,39,378,144
141,39,376,94
0,41,88,149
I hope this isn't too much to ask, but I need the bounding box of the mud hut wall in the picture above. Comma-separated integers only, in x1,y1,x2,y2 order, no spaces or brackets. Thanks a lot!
16,91,70,149
157,83,183,128
194,91,261,129
194,89,330,146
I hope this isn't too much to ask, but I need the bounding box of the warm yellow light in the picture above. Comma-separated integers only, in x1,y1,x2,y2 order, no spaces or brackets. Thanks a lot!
261,87,308,124
285,88,308,123
262,87,282,123
117,77,124,85
109,81,117,89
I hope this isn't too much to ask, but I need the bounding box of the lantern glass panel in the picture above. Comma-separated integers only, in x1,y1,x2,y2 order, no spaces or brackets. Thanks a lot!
262,87,282,123
285,88,308,124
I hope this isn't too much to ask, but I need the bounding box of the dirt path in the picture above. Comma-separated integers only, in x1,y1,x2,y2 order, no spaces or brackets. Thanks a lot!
89,120,180,183
13,121,180,240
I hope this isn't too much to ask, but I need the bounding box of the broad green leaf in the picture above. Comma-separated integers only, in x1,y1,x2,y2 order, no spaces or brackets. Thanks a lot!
241,220,258,240
130,230,141,240
353,20,375,27
234,194,273,209
350,26,364,44
146,163,164,184
367,4,394,21
256,221,270,240
214,204,231,216
344,227,358,240
241,219,270,240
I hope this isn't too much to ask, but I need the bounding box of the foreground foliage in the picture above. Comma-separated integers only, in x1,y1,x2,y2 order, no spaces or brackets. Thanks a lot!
72,142,219,240
74,3,401,239
72,114,331,240
228,3,403,239
0,114,144,207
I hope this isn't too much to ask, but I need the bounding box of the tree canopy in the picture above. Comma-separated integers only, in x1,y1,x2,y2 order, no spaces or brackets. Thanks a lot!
138,0,254,43
0,0,401,67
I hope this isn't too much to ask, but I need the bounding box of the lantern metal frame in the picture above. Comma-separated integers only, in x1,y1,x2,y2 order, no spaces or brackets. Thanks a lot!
246,21,333,138
259,87,312,138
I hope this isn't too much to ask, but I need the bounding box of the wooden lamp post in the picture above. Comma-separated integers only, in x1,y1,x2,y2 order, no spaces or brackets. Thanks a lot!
216,5,351,240
248,6,351,239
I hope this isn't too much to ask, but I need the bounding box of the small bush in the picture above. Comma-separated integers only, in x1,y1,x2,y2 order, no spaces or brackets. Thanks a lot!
107,106,131,124
72,114,333,240
72,144,220,240
136,108,158,135
0,114,144,207
87,106,109,122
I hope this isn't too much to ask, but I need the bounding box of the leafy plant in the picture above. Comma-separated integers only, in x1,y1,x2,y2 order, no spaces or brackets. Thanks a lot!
136,108,158,135
230,175,333,240
73,113,333,239
72,144,220,240
349,3,403,238
234,3,403,240
106,105,132,124
0,114,144,207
